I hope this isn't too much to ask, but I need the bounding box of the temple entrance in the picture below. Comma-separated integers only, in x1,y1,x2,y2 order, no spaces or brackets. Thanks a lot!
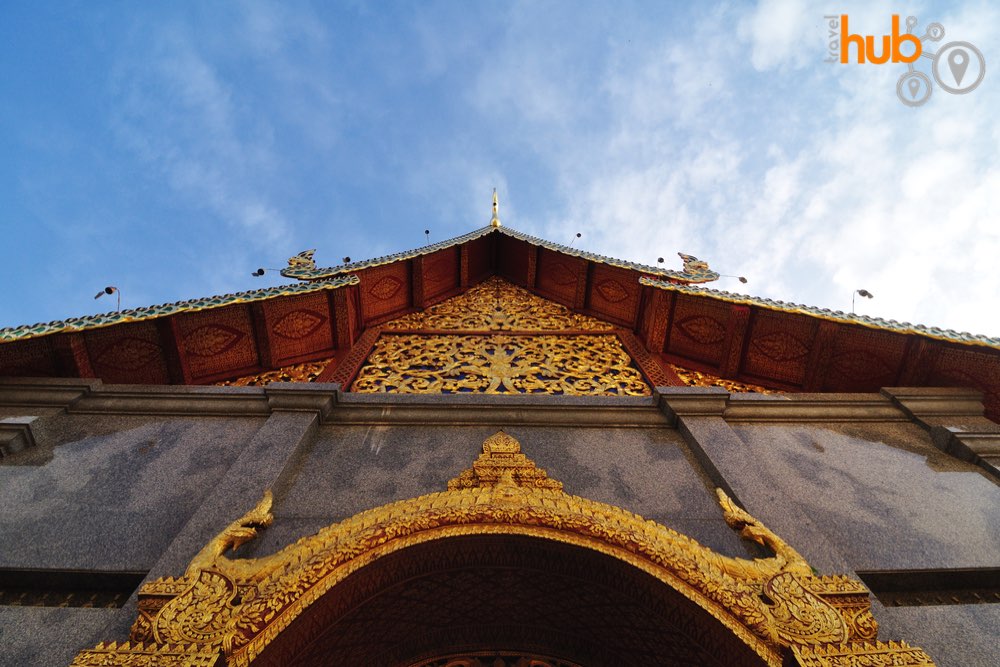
249,534,767,667
74,431,933,667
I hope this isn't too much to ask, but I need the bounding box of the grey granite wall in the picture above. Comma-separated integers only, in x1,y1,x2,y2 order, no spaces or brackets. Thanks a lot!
0,382,996,666
0,413,267,571
728,421,1000,571
243,423,757,560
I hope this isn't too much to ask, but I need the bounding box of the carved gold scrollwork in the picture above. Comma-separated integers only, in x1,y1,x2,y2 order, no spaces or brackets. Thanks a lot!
385,277,613,332
69,641,222,666
351,333,652,395
73,432,934,667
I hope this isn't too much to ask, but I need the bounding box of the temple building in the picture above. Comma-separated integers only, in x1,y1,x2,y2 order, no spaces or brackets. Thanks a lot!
1,197,998,666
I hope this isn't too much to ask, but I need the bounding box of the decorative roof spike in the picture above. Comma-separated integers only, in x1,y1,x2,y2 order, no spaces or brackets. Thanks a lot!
673,252,720,284
490,188,501,228
286,249,317,270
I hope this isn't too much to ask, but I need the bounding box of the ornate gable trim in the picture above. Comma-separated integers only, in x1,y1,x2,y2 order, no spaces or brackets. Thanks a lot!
74,432,934,667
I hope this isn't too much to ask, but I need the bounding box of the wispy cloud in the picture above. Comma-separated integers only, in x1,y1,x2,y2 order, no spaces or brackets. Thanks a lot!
457,0,1000,335
4,1,997,336
110,29,282,247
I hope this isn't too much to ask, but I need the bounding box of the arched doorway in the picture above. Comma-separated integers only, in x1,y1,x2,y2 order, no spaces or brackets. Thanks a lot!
250,533,767,666
73,431,934,667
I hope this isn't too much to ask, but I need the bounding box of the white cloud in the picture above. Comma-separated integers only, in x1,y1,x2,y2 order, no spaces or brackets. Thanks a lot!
468,0,1000,335
110,25,289,247
739,0,813,70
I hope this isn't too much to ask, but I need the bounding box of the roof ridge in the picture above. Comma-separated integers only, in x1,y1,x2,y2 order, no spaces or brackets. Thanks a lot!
280,226,497,280
496,226,719,283
0,275,359,343
640,276,1000,349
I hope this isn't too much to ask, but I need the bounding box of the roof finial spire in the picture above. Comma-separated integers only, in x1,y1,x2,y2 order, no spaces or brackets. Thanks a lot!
490,188,501,228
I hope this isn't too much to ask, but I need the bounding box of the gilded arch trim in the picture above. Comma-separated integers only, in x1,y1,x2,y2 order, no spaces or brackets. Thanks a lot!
73,432,934,667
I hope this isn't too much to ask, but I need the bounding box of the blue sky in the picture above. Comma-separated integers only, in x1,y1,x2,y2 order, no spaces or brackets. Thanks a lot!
2,1,998,336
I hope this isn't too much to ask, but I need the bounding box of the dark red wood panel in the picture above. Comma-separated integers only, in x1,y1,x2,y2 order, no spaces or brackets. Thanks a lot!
463,235,493,286
637,288,673,354
51,333,95,378
84,321,170,385
422,247,460,303
742,310,818,387
496,235,530,286
927,344,1000,422
0,336,57,378
586,264,641,327
822,326,908,392
174,305,259,382
358,261,412,324
535,249,585,307
664,294,731,367
262,292,335,367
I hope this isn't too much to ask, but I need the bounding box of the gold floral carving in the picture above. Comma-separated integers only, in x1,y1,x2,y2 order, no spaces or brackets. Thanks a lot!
217,360,332,387
76,432,934,667
670,363,778,394
447,431,563,490
385,277,613,331
70,641,221,666
792,641,935,666
351,334,651,395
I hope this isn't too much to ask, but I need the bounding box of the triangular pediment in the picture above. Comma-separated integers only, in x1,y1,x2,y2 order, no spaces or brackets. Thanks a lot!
384,277,615,332
1,222,997,422
350,277,652,396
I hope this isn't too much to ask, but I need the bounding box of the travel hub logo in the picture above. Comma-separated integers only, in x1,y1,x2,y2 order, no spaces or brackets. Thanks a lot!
824,14,986,107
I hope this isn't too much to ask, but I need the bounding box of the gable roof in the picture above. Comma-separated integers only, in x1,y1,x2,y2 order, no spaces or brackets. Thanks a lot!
278,225,721,284
0,222,997,421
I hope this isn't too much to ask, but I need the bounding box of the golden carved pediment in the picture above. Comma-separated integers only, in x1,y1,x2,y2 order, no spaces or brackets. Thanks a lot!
385,277,613,332
352,278,652,396
73,432,934,667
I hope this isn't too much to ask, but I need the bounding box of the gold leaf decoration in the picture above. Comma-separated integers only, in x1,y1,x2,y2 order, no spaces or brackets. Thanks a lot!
670,363,777,394
217,360,332,387
385,277,613,331
350,333,651,396
75,432,934,667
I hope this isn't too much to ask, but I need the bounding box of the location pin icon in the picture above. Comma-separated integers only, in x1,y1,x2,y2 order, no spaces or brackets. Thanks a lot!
908,78,921,99
948,49,970,85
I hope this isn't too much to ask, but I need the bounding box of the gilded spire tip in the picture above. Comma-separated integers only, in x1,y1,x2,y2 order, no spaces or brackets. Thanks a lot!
490,188,501,228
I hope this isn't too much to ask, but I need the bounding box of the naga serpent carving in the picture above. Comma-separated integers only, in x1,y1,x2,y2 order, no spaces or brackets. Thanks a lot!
74,432,933,667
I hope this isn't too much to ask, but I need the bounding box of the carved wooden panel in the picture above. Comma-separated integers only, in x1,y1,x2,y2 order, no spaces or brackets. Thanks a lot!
84,321,170,384
464,235,493,285
174,305,258,382
637,287,671,353
665,295,731,367
586,264,640,327
822,327,908,392
618,328,677,387
720,305,752,377
358,261,412,324
50,333,95,378
327,326,381,387
0,336,57,378
218,358,334,387
496,235,530,286
927,344,1000,422
250,535,766,667
535,249,585,308
330,286,361,349
262,292,334,367
422,247,460,303
743,311,818,387
351,333,649,396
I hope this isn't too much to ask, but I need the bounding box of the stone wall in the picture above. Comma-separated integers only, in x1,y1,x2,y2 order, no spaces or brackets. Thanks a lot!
0,379,997,666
